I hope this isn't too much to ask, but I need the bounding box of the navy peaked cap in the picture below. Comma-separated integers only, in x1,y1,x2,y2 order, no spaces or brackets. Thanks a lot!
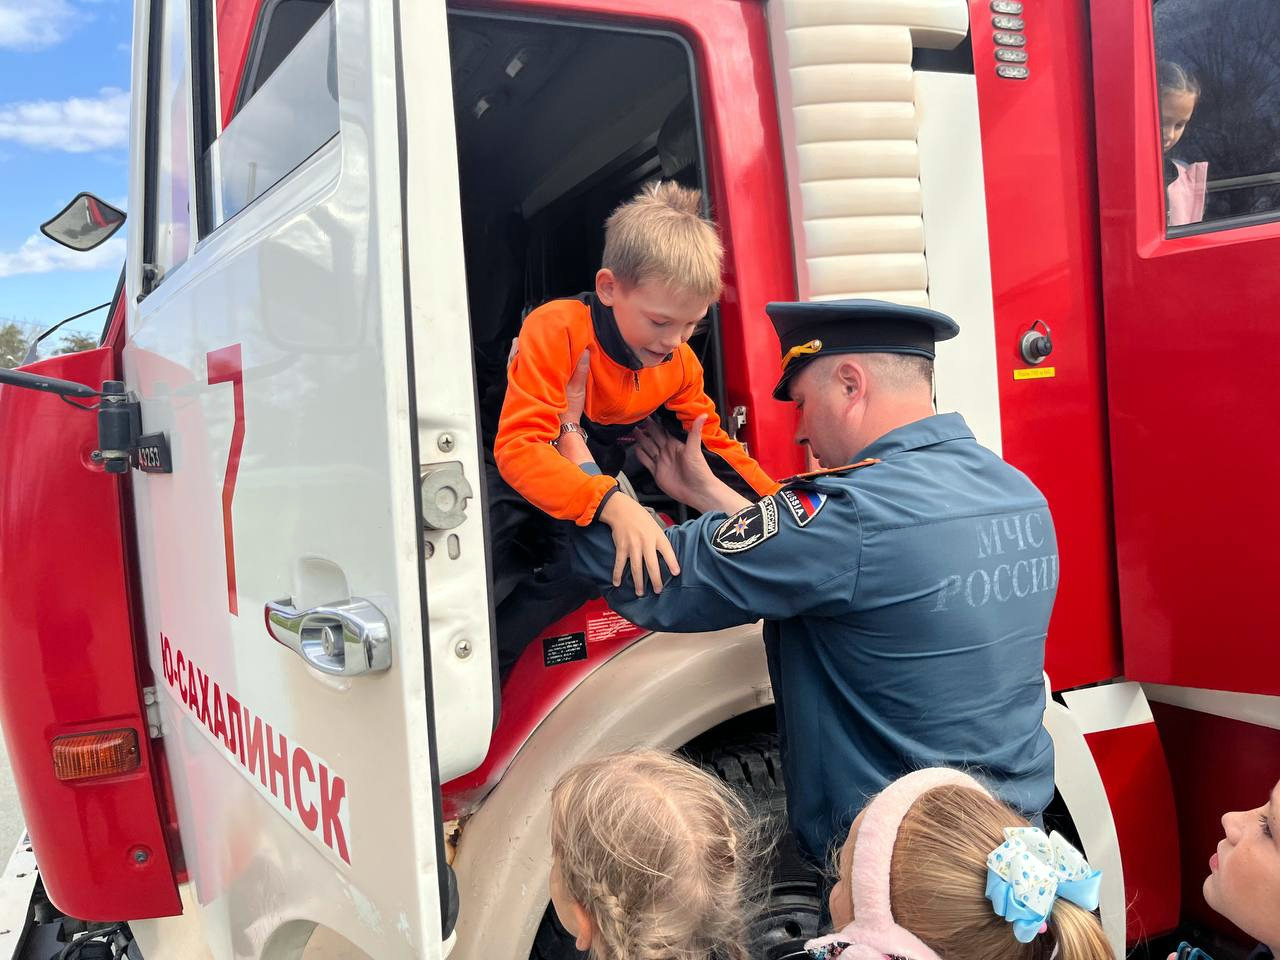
768,299,960,400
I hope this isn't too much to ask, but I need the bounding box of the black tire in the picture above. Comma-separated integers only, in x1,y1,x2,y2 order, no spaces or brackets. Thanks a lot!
688,733,825,960
528,732,824,960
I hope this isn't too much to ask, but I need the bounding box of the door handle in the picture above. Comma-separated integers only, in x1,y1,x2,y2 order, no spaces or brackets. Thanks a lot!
264,597,392,676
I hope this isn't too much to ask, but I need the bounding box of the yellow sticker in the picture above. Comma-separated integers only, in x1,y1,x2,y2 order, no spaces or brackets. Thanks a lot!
1013,366,1056,380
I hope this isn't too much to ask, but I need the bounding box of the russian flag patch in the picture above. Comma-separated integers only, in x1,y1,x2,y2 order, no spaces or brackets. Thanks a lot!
780,488,827,527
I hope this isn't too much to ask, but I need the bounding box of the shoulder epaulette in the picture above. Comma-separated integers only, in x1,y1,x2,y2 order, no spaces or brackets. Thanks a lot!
782,457,880,485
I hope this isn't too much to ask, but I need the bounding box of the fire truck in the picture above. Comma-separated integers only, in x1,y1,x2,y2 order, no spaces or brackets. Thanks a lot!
0,0,1276,957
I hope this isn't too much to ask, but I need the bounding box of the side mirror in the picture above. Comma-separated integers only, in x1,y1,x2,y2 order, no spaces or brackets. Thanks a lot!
40,193,126,252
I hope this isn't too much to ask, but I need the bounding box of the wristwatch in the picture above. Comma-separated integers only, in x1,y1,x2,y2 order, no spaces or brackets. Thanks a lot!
551,422,583,448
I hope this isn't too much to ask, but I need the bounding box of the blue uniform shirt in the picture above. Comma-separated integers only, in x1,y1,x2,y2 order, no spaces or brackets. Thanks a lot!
571,413,1057,861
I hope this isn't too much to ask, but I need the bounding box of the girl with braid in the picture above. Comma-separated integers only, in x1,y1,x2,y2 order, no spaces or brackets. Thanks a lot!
548,750,762,960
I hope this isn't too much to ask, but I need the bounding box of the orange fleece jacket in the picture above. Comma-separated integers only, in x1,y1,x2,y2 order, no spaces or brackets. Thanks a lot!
495,296,779,526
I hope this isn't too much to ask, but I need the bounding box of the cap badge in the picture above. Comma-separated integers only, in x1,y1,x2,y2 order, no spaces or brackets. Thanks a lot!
781,338,823,372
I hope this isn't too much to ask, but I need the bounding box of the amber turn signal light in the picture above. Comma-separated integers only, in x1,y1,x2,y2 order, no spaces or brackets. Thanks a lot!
52,729,140,782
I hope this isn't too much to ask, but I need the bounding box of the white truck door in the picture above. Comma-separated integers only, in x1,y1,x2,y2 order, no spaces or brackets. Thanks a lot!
123,0,490,956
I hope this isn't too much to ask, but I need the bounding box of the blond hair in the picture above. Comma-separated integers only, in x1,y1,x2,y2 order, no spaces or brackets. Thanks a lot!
602,181,724,301
549,750,759,960
884,785,1114,960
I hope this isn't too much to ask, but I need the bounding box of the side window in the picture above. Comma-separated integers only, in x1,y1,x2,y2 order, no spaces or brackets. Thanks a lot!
1152,0,1280,235
196,0,337,233
144,0,195,288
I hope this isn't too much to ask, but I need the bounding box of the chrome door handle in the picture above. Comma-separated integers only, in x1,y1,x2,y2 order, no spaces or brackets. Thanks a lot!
264,597,392,676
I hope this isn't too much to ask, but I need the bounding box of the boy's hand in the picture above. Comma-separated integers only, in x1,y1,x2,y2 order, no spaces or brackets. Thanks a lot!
599,493,681,596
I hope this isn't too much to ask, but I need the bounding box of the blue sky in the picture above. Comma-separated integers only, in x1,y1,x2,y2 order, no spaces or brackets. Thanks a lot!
0,0,132,348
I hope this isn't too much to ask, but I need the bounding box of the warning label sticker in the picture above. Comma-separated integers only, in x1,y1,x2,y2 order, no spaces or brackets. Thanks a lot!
586,609,639,644
543,631,588,667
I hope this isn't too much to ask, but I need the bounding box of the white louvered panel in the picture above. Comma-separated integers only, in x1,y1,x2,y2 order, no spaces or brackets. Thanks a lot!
800,177,920,222
796,141,919,181
792,101,917,144
789,64,915,105
769,0,968,303
780,0,969,47
807,253,928,295
784,25,907,67
802,215,924,257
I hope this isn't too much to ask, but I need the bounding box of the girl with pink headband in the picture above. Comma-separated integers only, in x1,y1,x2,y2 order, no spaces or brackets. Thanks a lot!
807,768,1113,960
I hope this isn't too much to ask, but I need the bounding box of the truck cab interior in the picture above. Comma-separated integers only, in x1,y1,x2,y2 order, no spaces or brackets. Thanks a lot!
447,11,724,524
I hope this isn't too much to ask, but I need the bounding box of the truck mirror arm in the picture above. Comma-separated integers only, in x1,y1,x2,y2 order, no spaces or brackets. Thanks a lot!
0,372,172,476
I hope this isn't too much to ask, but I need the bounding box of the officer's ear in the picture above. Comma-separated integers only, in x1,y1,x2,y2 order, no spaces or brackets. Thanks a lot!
833,357,867,402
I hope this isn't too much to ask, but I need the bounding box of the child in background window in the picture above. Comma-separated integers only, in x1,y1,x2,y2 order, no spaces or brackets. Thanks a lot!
1160,60,1209,227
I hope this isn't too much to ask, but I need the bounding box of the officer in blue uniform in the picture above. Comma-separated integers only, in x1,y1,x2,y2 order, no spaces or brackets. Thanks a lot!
568,299,1058,865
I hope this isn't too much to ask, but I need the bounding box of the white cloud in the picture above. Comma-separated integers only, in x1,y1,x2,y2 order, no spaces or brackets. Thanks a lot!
0,233,124,279
0,0,76,51
0,87,129,153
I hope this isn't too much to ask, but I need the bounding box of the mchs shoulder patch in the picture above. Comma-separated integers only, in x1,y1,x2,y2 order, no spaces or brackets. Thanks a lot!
779,488,828,527
712,496,779,554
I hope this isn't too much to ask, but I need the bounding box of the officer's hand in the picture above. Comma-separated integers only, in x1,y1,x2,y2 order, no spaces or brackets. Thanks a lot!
599,493,680,596
560,349,591,425
635,415,719,512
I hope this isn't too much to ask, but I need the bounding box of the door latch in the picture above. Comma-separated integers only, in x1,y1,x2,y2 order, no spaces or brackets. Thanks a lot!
420,460,473,530
264,597,393,676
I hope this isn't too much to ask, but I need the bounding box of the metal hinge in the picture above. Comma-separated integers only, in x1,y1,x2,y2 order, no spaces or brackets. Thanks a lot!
142,687,164,739
728,405,749,453
138,263,161,300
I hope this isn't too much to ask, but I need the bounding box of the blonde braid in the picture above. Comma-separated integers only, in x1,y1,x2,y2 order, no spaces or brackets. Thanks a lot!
550,750,763,960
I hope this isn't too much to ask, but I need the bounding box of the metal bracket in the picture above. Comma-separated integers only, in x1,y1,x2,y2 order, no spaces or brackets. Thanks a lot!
93,381,173,474
142,686,164,739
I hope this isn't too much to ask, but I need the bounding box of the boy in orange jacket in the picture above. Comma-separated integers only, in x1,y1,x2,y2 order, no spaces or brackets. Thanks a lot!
490,182,778,672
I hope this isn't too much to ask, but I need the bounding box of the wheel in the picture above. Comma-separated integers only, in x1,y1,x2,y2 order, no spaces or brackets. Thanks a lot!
528,732,824,960
689,733,824,960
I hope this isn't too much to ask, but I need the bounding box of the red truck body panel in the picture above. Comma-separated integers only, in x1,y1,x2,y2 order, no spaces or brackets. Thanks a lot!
0,345,181,920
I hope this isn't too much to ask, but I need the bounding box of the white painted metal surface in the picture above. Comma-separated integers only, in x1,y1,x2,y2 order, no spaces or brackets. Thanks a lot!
122,1,477,957
450,625,773,960
399,0,497,783
768,1,1002,454
1043,685,1131,959
767,0,968,305
1143,683,1280,730
914,70,1003,455
0,834,38,960
1062,680,1157,735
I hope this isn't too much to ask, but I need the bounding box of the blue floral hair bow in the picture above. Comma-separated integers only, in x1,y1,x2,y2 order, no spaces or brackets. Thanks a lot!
985,827,1102,942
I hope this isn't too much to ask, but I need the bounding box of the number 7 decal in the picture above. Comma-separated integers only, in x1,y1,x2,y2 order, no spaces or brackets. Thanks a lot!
208,345,244,616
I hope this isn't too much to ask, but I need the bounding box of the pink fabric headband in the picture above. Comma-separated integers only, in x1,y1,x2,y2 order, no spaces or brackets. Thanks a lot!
806,768,996,960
